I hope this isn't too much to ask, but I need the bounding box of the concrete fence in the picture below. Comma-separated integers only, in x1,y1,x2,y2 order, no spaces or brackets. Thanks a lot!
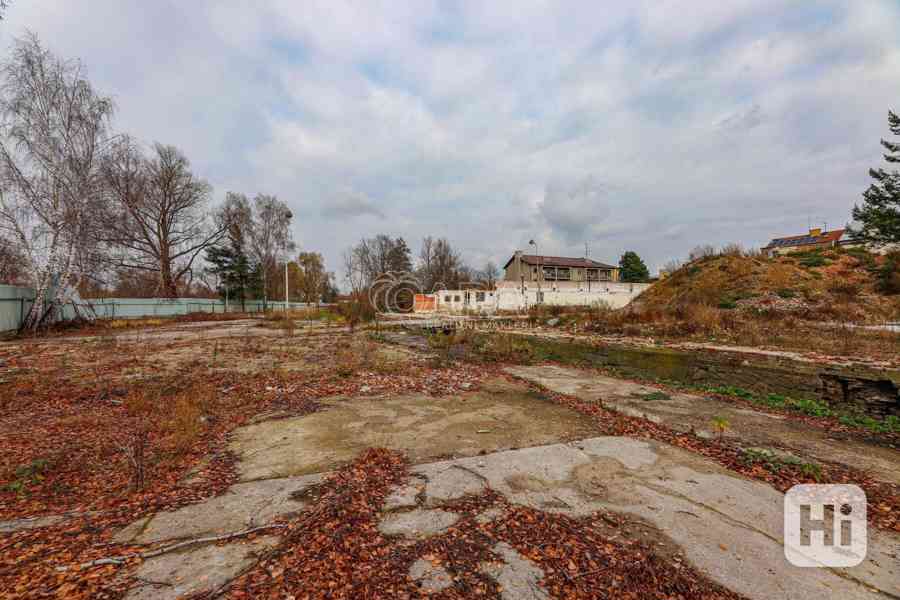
419,282,652,315
0,285,319,333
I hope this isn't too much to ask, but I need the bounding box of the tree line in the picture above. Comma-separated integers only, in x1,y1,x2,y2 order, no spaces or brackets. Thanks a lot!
0,34,335,330
342,234,500,297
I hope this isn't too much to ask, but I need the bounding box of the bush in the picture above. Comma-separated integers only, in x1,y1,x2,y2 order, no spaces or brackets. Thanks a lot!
776,288,796,299
717,298,737,309
876,251,900,295
799,254,827,268
827,277,861,299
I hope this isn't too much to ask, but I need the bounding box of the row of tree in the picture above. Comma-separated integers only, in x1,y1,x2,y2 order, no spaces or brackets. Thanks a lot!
205,192,337,309
342,234,500,295
0,34,331,329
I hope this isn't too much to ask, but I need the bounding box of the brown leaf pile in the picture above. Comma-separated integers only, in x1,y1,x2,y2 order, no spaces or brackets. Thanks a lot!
221,449,746,599
531,381,900,533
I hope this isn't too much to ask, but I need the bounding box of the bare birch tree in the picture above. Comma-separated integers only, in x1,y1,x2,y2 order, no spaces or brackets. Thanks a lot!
247,194,293,307
102,141,223,298
0,33,114,329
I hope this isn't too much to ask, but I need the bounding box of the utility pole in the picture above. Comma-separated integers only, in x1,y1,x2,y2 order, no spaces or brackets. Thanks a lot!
585,242,591,293
529,239,541,304
283,228,293,312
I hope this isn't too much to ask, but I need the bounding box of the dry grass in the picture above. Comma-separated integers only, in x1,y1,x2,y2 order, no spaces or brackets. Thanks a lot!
583,302,900,359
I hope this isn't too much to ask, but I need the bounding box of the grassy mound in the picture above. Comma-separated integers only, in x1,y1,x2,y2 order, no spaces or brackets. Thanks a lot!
637,247,900,323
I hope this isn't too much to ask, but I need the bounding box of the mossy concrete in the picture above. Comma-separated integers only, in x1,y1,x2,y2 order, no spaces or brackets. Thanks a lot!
506,364,900,485
515,334,900,417
229,378,600,481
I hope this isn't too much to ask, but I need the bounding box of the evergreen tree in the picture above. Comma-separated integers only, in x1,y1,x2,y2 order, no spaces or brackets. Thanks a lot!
849,110,900,246
618,251,650,282
387,237,413,272
205,206,262,312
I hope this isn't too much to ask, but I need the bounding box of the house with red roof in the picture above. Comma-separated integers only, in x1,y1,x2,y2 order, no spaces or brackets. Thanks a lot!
762,227,852,257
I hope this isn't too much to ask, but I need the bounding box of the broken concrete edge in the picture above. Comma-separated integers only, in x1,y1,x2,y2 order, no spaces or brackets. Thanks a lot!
502,333,900,419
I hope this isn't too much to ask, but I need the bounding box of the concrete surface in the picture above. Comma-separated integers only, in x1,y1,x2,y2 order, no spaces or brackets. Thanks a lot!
117,436,899,600
409,557,454,592
480,542,549,600
115,474,323,544
378,508,460,538
406,438,899,600
229,378,599,481
0,514,65,533
506,364,900,485
126,535,278,600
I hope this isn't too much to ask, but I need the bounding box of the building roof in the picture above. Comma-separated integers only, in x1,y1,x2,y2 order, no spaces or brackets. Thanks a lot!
503,253,617,270
763,229,845,250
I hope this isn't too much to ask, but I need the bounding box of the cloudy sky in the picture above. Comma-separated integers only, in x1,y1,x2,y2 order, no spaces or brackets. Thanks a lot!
5,1,900,277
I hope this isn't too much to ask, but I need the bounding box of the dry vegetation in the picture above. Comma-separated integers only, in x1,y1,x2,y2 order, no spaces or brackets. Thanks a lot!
0,325,487,520
522,247,900,360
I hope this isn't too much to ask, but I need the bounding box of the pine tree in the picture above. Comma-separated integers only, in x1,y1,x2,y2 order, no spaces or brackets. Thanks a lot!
387,237,413,273
849,110,900,246
205,236,260,311
618,251,650,283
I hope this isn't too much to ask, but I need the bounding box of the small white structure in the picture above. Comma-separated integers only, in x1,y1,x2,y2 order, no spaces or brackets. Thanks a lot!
422,280,651,314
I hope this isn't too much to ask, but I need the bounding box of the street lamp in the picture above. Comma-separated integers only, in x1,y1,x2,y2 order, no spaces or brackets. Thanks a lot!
529,239,541,303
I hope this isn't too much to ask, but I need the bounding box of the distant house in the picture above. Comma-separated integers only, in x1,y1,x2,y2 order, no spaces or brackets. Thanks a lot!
762,228,851,257
502,251,620,287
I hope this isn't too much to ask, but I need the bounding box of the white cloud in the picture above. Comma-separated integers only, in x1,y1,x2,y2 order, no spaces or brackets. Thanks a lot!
4,1,900,277
322,188,386,220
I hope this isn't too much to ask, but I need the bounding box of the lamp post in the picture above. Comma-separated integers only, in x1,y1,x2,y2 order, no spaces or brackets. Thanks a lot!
283,215,293,312
529,239,541,304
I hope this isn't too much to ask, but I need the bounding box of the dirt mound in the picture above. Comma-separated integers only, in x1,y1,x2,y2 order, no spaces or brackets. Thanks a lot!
637,249,900,323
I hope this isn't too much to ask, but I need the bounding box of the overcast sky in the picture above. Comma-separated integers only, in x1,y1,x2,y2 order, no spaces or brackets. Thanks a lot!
5,1,900,276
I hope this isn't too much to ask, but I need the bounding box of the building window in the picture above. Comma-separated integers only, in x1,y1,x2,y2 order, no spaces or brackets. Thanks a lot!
444,295,450,303
476,292,485,302
542,266,556,280
557,267,570,281
586,269,598,281
536,291,544,303
454,295,460,302
598,270,611,281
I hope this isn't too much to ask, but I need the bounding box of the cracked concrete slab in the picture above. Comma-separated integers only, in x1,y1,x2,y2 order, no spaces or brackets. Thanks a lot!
378,508,460,539
229,378,598,481
384,474,426,511
424,465,487,504
480,542,549,600
126,535,278,600
0,514,65,533
115,473,323,544
408,437,899,600
409,557,454,593
505,364,900,485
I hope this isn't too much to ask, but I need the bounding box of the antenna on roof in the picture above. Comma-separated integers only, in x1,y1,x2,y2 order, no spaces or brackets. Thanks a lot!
585,242,589,259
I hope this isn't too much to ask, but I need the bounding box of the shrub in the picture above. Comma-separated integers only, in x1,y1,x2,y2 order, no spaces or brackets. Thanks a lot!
170,395,203,452
876,251,900,295
689,245,717,261
776,288,796,299
1,458,51,496
719,243,744,257
827,277,861,299
718,299,737,309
